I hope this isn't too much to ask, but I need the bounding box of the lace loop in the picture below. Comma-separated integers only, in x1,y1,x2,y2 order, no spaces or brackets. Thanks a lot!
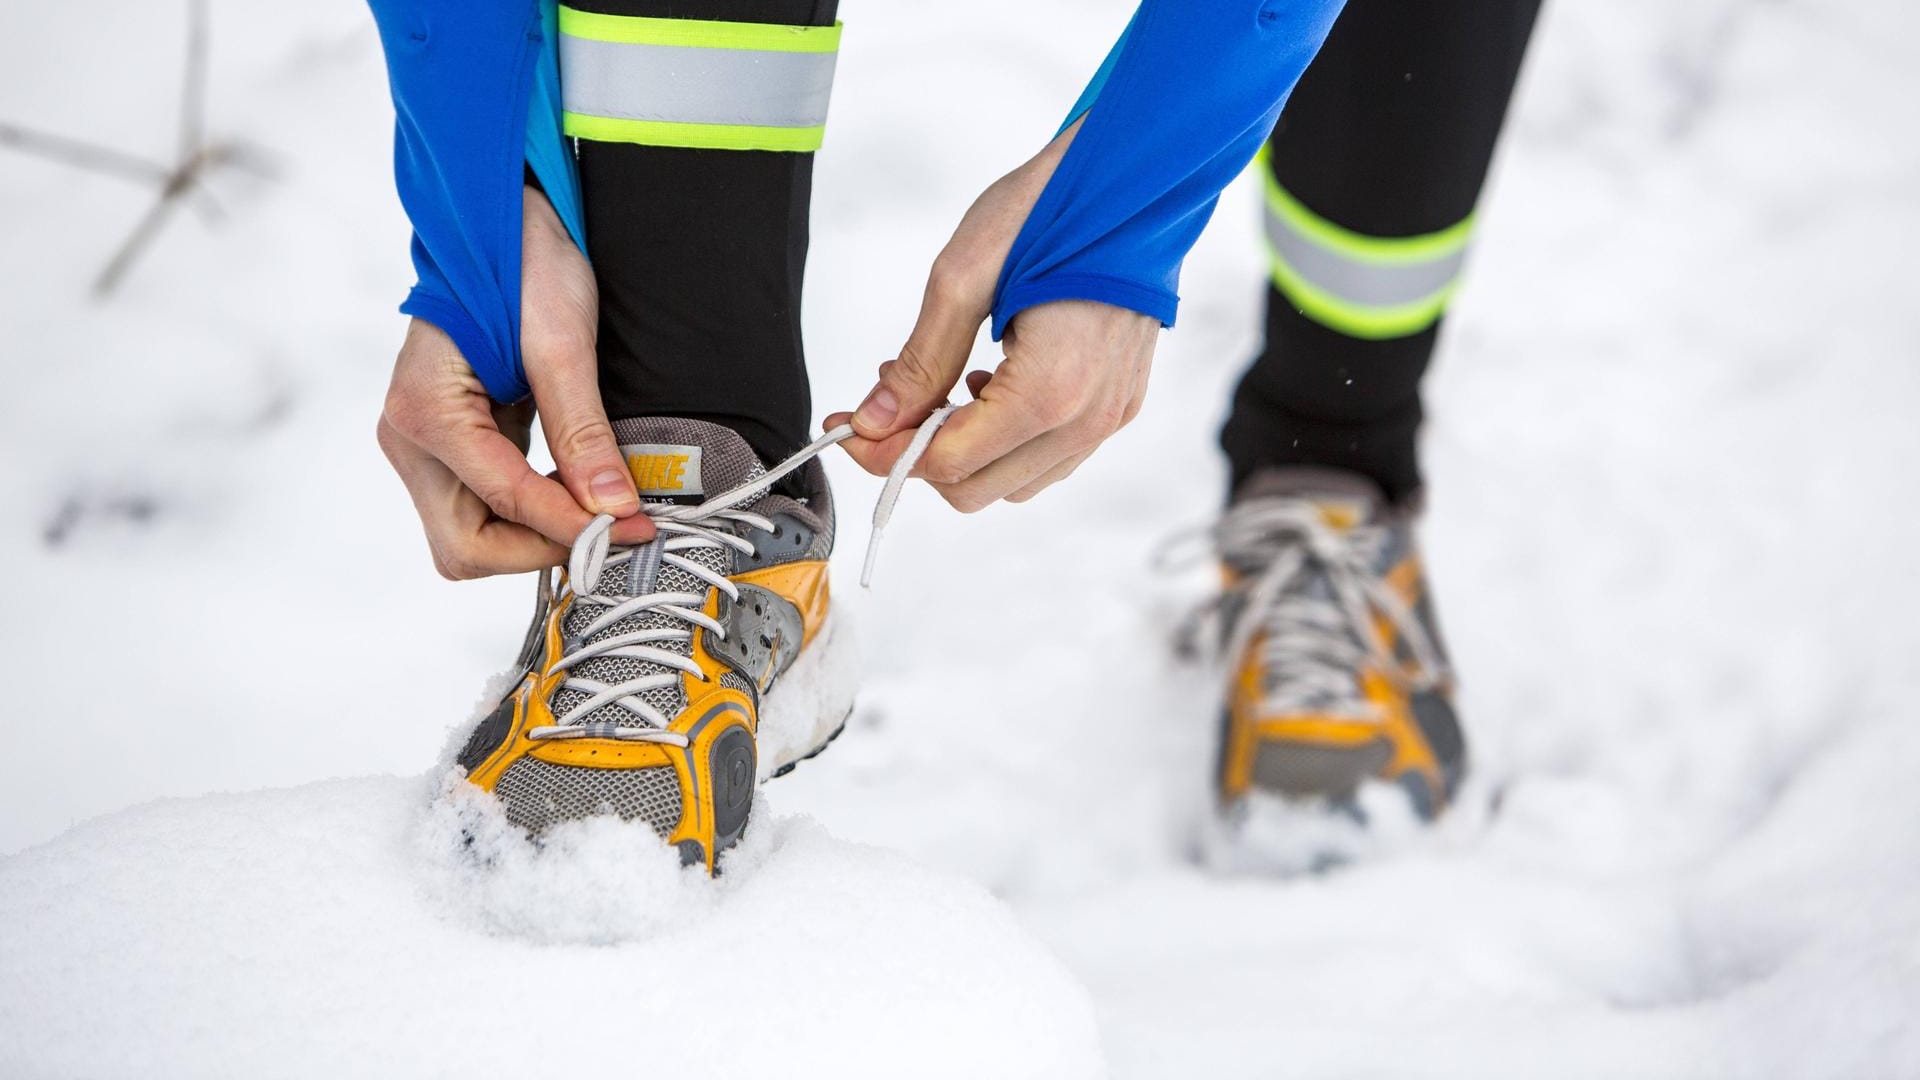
528,410,955,743
1207,499,1449,719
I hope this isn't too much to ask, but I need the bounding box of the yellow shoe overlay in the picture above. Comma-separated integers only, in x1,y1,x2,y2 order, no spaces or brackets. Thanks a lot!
459,558,830,874
1218,551,1461,819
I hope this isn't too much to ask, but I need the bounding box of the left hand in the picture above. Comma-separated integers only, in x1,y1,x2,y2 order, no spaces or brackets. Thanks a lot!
825,121,1161,511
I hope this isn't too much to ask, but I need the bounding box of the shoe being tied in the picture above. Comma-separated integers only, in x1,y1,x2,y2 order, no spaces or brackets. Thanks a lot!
1207,467,1466,826
451,416,929,873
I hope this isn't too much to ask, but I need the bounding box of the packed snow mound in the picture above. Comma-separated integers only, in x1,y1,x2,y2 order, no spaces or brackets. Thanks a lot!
0,775,1104,1080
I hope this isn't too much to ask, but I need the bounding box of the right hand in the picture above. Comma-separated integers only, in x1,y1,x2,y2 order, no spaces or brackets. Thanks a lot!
376,185,655,581
826,119,1159,512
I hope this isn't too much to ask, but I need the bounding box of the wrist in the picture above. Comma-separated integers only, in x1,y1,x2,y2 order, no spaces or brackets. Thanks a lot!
992,273,1175,341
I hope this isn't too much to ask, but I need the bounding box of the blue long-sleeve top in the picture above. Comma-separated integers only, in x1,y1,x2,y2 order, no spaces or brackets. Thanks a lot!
368,0,582,403
992,0,1345,338
369,0,1343,403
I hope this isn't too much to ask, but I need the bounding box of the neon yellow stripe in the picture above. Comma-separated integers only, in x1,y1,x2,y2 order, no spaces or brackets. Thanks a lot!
564,112,825,152
1266,241,1455,340
558,7,841,53
1256,146,1473,266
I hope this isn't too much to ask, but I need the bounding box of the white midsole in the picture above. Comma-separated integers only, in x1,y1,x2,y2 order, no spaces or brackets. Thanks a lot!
754,609,859,781
1196,781,1431,876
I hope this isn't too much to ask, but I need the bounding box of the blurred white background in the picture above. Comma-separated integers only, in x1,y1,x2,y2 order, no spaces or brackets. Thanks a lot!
2,0,1917,1074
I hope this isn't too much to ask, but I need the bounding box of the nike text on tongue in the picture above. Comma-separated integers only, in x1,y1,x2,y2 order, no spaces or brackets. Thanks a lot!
622,443,705,497
1310,496,1370,531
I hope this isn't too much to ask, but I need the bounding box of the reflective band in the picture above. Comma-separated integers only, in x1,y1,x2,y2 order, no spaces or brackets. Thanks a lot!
1259,150,1474,340
558,7,840,152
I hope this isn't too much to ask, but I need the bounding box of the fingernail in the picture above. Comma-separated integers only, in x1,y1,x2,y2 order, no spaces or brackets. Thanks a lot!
855,386,899,430
590,469,637,511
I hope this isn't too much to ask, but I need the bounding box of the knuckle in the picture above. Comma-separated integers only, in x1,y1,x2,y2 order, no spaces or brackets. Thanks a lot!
522,323,595,371
382,389,426,442
892,343,944,389
507,469,555,520
375,415,403,460
432,548,477,582
555,421,619,467
473,476,519,521
940,487,992,514
1019,389,1076,429
924,254,985,313
1087,394,1128,434
845,444,891,478
919,450,973,486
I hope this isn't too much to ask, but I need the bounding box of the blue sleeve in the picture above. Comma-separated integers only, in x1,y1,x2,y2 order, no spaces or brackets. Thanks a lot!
990,0,1346,339
526,0,589,256
369,0,583,404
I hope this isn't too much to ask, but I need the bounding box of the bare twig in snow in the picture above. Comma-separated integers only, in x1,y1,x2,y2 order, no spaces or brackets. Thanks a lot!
0,124,170,186
0,0,269,297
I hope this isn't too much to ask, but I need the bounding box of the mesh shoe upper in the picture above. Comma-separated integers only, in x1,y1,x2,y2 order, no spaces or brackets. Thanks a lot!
545,418,832,732
465,418,838,867
1213,467,1464,817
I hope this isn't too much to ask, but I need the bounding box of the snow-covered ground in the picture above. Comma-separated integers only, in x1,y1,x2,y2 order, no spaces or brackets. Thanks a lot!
3,0,1918,1075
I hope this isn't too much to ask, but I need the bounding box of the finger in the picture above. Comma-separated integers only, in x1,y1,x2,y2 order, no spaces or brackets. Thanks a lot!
826,365,1009,479
1006,448,1094,504
913,376,1071,486
850,264,984,440
380,416,570,577
435,461,571,574
415,414,599,547
831,424,925,479
608,515,658,546
442,513,573,578
536,465,658,547
927,424,1083,513
848,345,1078,488
522,322,636,525
520,180,638,522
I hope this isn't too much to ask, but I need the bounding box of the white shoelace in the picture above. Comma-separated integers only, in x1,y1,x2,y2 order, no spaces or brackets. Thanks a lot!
525,408,956,746
1202,499,1449,719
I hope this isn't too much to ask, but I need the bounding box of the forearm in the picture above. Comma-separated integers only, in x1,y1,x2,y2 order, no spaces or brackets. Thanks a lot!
990,0,1347,336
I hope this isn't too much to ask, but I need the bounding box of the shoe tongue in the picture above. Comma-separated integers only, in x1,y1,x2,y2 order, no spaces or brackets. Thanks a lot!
1232,470,1391,708
610,416,768,504
1234,467,1388,530
552,418,768,731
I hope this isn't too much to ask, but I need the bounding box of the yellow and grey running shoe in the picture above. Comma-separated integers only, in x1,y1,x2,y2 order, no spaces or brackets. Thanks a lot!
453,418,858,874
1208,467,1465,832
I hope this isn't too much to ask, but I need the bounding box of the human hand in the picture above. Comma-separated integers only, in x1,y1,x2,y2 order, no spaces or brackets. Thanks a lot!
825,121,1160,511
376,185,654,580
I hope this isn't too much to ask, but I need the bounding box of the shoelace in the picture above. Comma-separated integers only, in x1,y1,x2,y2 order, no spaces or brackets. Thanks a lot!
1193,499,1449,719
525,408,956,746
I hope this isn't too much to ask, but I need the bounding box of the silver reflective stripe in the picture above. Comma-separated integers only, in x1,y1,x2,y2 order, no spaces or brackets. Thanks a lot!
1262,207,1469,310
560,36,837,129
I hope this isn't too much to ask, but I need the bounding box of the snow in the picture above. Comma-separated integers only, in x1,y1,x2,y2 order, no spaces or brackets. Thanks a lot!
0,769,1102,1078
3,0,1919,1075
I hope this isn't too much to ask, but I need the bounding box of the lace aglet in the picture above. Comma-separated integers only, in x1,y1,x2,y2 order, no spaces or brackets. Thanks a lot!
860,526,884,588
855,402,956,590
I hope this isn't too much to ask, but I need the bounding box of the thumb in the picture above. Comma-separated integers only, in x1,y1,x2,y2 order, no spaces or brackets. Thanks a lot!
526,336,639,519
853,262,985,440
